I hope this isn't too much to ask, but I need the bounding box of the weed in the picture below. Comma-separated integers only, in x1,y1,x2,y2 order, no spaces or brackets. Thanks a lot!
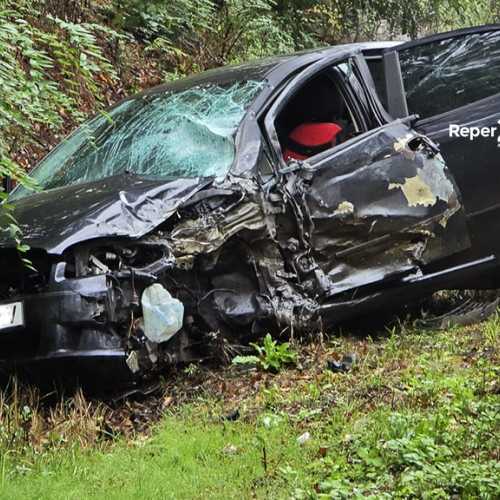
183,363,200,377
232,333,297,372
0,378,109,467
483,311,500,345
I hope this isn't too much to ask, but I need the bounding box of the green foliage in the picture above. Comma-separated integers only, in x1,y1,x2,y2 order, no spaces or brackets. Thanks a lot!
0,1,117,247
0,3,117,162
0,404,306,499
290,0,500,44
310,395,500,498
110,0,215,42
108,0,318,68
214,0,319,62
292,320,500,499
102,0,500,77
232,333,297,371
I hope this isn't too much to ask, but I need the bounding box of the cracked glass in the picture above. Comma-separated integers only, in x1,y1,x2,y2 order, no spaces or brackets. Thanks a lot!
399,30,500,118
12,79,264,199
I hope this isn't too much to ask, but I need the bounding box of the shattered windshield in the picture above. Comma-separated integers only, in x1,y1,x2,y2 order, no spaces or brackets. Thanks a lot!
12,79,264,199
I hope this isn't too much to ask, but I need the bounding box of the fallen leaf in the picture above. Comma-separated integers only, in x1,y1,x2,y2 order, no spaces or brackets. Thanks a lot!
318,445,330,457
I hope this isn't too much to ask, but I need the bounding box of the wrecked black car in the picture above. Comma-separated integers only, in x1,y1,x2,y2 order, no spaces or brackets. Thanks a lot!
1,25,499,388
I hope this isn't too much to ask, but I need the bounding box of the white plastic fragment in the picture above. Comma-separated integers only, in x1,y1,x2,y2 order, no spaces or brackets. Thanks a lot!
221,444,238,455
141,284,184,343
297,432,311,446
261,414,282,427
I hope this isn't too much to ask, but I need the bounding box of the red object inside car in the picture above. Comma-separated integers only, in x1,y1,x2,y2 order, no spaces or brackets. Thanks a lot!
283,122,342,161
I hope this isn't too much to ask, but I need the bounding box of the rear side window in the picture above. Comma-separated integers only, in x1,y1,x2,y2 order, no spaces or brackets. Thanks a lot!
399,30,500,118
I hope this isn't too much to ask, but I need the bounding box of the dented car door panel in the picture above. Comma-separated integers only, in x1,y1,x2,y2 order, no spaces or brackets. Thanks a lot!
299,124,469,296
264,54,469,299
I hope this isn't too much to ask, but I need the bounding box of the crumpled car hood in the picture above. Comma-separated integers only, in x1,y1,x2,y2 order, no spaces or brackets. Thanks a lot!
2,175,214,254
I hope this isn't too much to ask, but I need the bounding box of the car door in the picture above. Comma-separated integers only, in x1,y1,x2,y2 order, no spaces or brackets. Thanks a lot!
263,52,471,299
382,26,500,261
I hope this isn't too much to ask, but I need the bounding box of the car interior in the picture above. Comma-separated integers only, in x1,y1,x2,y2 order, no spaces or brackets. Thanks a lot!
275,71,356,162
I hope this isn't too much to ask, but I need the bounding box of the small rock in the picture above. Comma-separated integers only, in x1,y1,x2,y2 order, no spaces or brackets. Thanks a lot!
327,353,358,373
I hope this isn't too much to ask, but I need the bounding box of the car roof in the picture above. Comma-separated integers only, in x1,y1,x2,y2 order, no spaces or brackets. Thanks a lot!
117,44,380,105
89,41,407,119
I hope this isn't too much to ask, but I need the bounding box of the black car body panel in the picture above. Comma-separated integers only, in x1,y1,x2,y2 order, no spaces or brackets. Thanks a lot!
0,28,498,389
7,176,214,253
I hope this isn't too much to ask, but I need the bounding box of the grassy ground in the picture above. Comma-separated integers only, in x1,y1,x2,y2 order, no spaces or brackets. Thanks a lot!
0,305,499,499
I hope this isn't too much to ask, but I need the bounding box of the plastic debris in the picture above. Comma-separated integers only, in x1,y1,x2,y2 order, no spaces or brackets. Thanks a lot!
141,284,184,342
221,444,239,454
418,297,500,329
126,350,140,374
221,410,240,421
297,432,311,446
261,414,282,427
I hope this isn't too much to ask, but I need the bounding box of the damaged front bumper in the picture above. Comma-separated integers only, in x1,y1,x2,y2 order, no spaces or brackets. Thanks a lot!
0,244,204,388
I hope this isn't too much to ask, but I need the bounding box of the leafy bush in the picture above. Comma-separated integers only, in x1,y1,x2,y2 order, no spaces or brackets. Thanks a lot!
107,0,319,70
0,3,117,169
0,2,118,244
110,0,214,42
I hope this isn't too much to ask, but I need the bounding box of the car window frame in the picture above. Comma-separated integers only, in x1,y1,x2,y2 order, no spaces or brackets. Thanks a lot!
262,51,387,171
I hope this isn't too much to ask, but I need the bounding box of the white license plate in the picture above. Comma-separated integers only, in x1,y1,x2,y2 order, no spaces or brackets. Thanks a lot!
0,301,24,330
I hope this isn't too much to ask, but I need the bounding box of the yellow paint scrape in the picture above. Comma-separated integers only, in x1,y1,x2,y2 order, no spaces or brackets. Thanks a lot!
334,201,355,214
389,175,436,207
393,133,413,153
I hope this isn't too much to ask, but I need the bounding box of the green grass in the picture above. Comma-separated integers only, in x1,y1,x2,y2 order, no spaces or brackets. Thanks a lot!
0,311,499,499
0,406,312,499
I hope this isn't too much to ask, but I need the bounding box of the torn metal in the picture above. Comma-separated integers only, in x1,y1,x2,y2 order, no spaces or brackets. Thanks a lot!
0,26,499,390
